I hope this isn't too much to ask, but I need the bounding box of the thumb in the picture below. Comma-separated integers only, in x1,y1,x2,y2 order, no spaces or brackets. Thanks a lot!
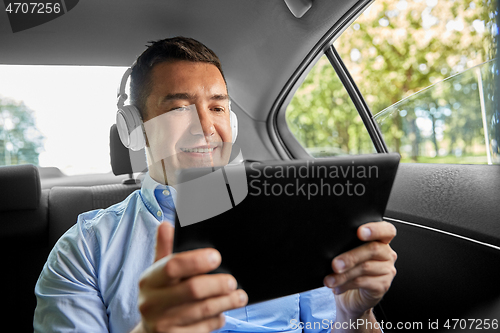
154,222,174,262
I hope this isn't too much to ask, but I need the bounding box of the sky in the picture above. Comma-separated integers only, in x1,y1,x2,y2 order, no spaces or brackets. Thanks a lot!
0,65,128,175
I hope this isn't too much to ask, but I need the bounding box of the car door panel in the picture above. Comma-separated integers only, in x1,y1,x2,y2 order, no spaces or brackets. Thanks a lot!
386,163,500,246
377,163,500,330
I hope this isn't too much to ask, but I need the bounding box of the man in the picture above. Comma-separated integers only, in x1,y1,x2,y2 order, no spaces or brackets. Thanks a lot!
34,37,397,333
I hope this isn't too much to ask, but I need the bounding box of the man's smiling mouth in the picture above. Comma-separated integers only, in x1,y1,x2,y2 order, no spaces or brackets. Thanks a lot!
180,146,216,153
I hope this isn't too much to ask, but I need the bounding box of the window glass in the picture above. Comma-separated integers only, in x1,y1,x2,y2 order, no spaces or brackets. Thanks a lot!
375,60,498,163
286,55,375,157
334,0,498,163
0,65,128,175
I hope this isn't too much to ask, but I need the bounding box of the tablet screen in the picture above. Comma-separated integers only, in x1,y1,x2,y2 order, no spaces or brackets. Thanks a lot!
173,153,400,304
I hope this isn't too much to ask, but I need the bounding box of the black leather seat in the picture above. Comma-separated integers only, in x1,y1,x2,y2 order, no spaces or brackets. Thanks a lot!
0,125,147,332
48,124,147,248
0,164,49,332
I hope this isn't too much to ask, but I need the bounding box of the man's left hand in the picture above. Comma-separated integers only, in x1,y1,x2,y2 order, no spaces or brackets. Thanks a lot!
324,221,397,319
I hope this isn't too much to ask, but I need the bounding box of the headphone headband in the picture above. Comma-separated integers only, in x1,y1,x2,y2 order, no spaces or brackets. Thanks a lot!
117,65,134,109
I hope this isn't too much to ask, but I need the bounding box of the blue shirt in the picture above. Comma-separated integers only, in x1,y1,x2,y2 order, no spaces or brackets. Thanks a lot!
34,173,337,333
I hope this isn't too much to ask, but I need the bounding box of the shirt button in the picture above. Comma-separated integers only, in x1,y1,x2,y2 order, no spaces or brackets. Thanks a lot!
163,189,170,196
157,210,162,217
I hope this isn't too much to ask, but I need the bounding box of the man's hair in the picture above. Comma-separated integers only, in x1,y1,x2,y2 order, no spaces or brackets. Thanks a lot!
130,36,226,119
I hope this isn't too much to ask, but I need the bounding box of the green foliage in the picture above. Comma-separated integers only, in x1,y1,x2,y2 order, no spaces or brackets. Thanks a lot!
286,0,497,163
0,97,44,166
375,61,495,163
286,56,375,156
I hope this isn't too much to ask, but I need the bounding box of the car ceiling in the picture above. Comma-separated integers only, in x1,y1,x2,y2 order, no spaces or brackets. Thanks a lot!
0,0,360,123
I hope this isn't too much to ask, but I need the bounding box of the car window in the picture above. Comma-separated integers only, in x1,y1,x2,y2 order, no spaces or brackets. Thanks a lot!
0,65,129,175
286,55,376,158
285,0,498,164
375,59,498,164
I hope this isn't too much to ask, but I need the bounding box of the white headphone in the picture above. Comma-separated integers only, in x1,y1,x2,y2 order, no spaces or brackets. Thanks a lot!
116,64,238,151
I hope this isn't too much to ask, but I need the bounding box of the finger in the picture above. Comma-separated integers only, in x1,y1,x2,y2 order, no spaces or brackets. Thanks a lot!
172,289,248,326
332,242,396,274
357,221,397,244
165,249,221,280
139,274,238,317
155,222,174,262
143,249,221,288
332,274,393,299
177,274,238,302
324,260,396,289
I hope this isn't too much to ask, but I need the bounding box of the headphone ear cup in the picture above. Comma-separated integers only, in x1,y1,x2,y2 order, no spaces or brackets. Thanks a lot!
116,105,146,151
230,110,238,143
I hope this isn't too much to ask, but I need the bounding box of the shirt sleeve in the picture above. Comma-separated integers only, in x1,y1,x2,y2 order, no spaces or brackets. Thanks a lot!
34,213,109,333
299,287,336,333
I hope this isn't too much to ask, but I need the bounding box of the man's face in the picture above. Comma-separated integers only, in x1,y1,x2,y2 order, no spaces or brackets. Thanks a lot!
143,60,232,185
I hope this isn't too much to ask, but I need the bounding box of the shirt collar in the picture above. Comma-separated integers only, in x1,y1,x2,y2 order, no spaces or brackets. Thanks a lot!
140,172,177,223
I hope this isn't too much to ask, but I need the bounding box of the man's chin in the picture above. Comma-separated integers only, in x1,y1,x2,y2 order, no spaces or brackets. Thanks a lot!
147,148,232,184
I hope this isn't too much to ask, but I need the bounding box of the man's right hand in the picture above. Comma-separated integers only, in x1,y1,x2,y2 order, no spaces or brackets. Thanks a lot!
131,222,248,333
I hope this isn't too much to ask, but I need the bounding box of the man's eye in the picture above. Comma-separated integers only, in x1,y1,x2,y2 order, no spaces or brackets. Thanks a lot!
213,107,225,112
172,106,188,112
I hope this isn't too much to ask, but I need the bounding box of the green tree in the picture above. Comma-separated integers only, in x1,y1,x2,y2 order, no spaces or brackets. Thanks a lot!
335,0,495,155
287,0,497,162
286,56,375,156
0,97,44,166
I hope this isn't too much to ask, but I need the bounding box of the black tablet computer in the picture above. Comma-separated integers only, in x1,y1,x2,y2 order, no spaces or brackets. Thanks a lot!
173,153,400,305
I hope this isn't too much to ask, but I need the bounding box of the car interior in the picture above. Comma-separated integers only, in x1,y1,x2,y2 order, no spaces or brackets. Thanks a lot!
1,0,499,332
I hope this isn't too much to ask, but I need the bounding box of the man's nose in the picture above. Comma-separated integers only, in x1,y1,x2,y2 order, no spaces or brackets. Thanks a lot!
189,105,215,138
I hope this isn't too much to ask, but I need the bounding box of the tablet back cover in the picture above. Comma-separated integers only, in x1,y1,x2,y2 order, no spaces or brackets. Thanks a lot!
173,153,400,304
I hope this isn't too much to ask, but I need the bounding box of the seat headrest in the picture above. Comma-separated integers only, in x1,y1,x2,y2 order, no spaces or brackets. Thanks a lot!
109,124,148,176
0,164,41,211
